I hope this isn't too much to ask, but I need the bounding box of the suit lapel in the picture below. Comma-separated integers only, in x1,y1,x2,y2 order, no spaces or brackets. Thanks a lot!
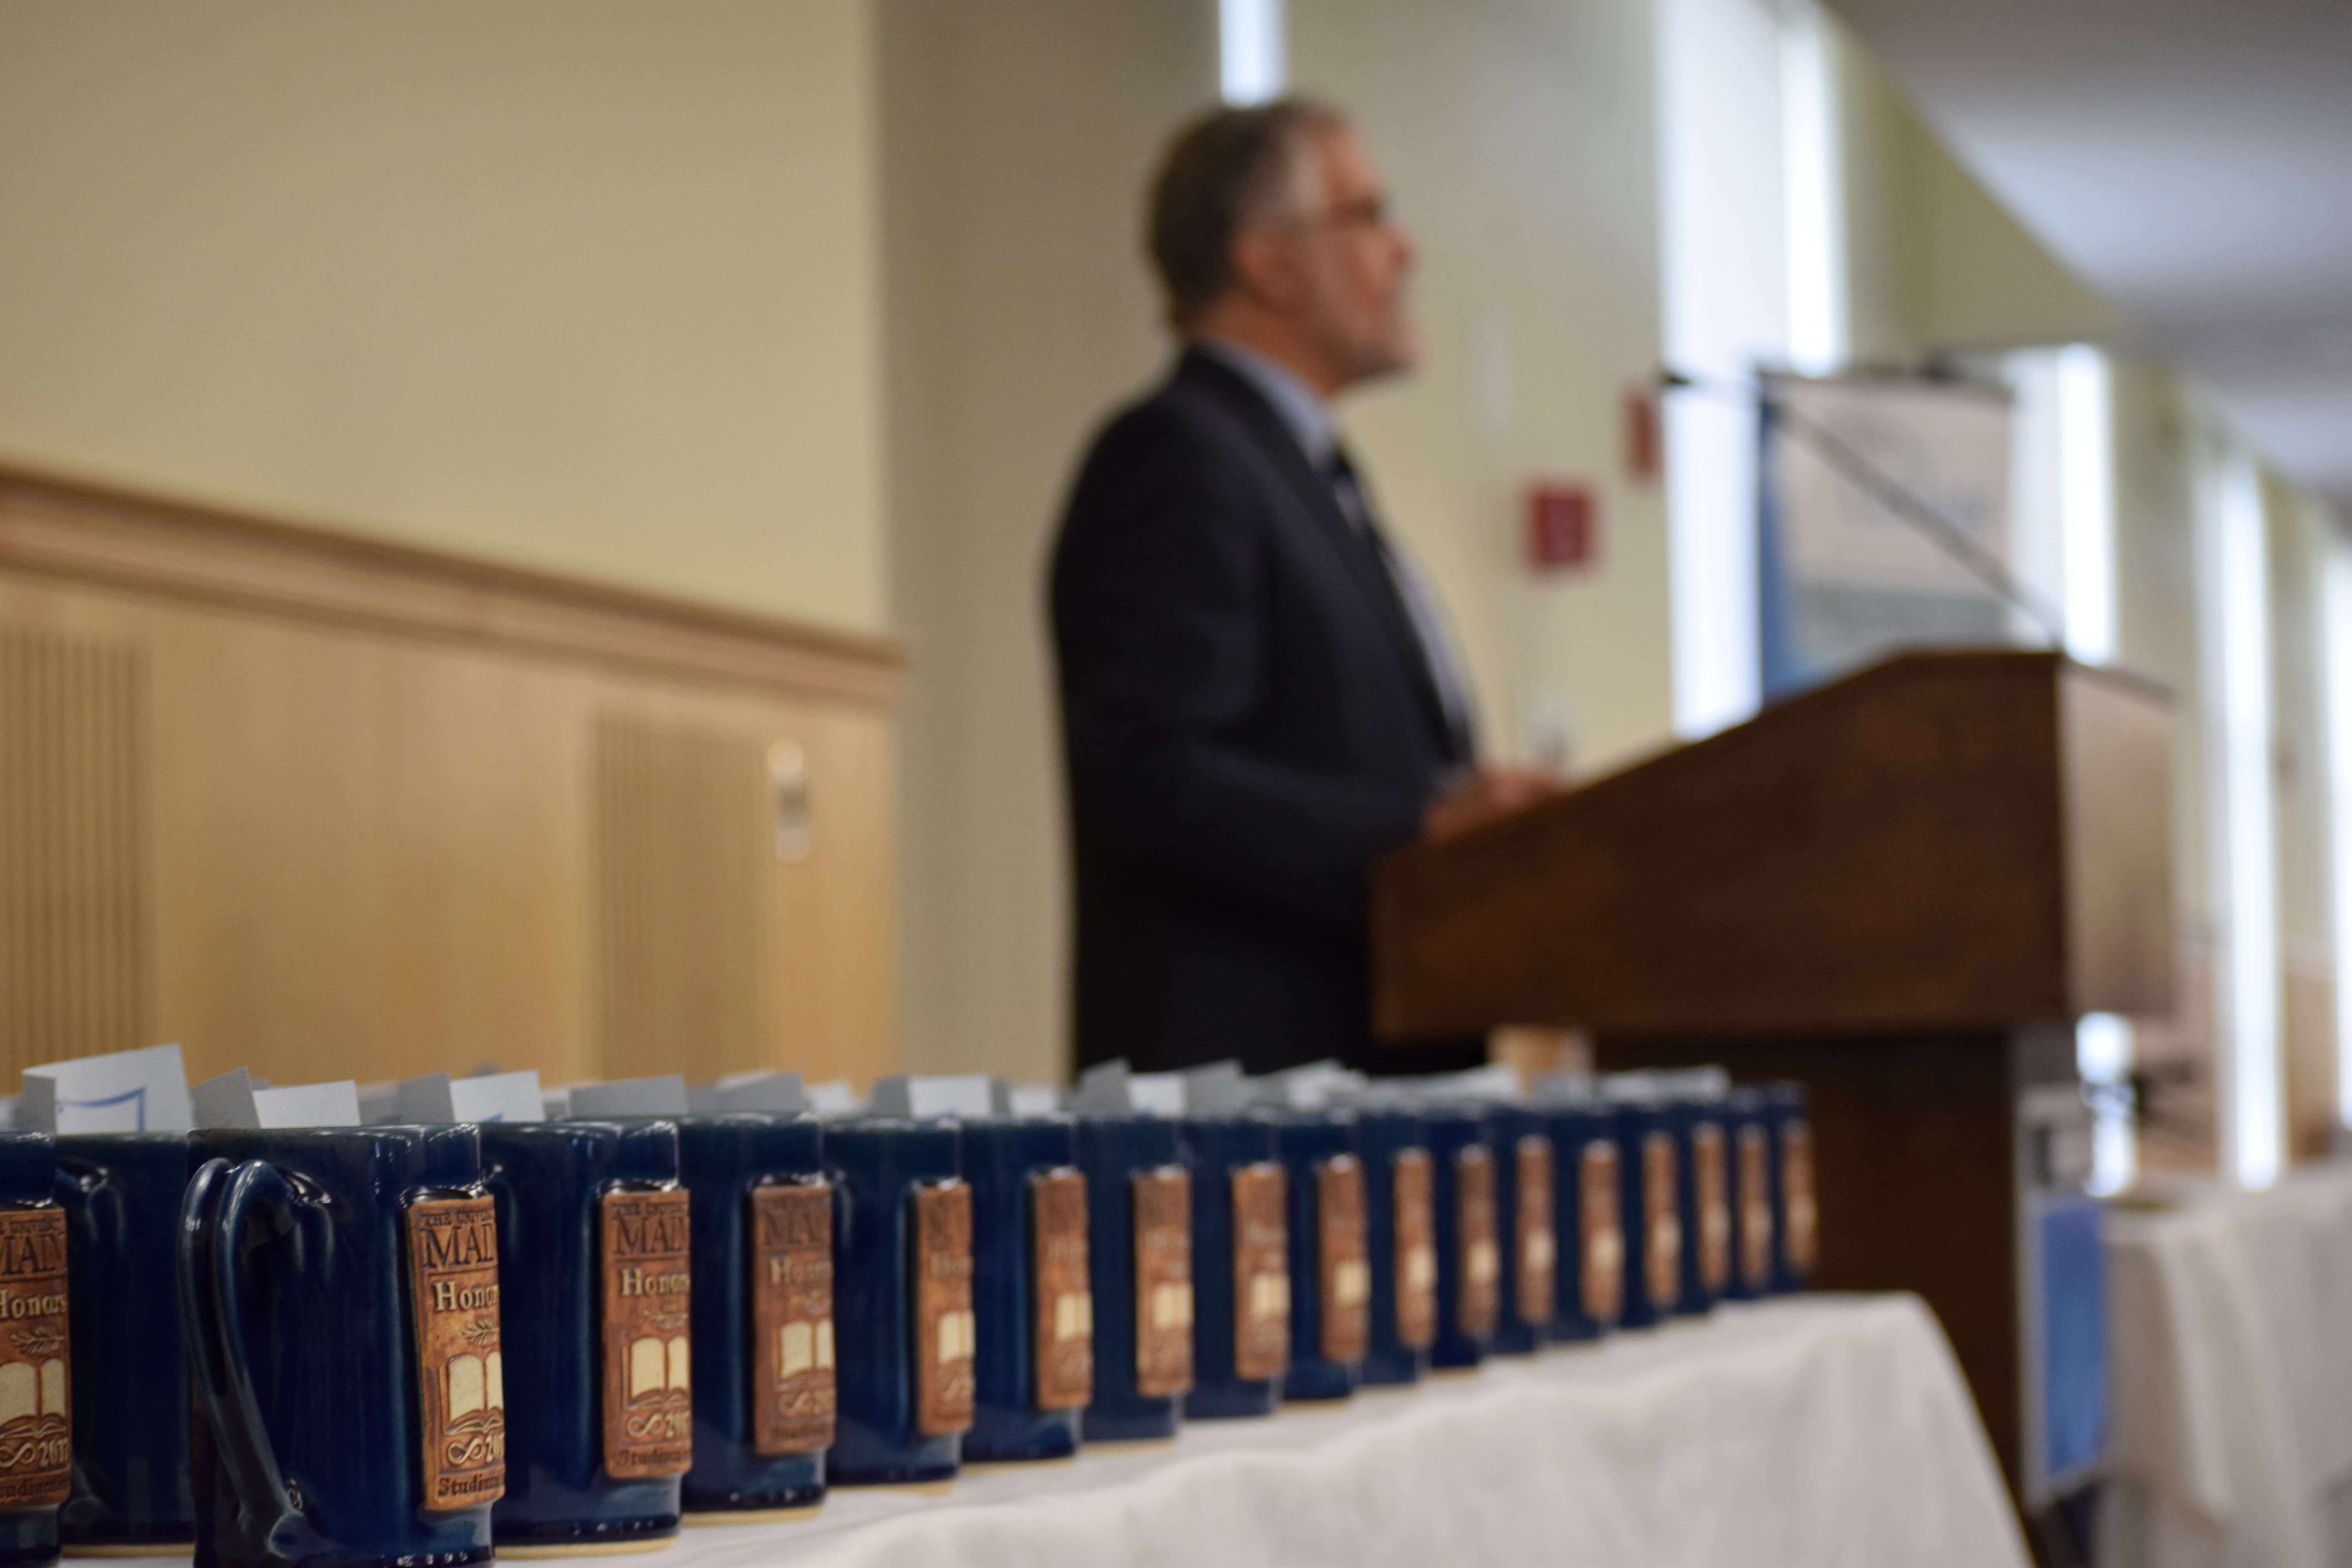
1175,351,1459,758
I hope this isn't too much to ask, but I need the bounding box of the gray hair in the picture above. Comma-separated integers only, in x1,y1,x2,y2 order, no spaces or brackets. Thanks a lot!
1145,97,1345,328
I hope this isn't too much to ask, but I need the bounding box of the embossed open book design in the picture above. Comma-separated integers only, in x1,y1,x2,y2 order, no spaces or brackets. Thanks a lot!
0,1360,65,1427
447,1352,506,1423
628,1336,691,1401
934,1309,976,1367
1050,1291,1094,1343
1147,1282,1194,1330
778,1318,835,1378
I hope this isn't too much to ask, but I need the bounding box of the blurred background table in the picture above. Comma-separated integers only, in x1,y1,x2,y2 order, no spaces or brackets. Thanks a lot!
2102,1166,2352,1568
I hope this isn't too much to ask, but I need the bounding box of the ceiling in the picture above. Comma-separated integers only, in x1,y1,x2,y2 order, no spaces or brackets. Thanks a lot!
1830,0,2352,519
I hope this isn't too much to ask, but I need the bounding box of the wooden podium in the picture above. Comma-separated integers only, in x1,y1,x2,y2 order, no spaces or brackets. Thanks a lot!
1373,650,2175,1503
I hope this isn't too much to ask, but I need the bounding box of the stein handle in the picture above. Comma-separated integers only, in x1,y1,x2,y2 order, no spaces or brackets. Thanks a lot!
54,1159,108,1527
177,1158,327,1561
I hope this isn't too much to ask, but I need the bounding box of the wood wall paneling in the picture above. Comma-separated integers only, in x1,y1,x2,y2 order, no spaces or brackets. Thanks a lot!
594,715,771,1084
0,628,149,1073
0,461,902,708
584,690,898,1091
0,463,902,1093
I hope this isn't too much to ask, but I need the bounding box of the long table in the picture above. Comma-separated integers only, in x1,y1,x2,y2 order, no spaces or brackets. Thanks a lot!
631,1295,2013,1567
119,1295,2014,1566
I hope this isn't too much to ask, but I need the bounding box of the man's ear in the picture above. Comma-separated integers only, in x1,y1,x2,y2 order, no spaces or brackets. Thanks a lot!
1228,227,1302,314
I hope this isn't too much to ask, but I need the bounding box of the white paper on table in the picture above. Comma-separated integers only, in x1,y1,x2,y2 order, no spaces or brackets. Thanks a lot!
192,1068,361,1129
1071,1060,1132,1115
988,1079,1063,1116
396,1070,545,1124
1271,1059,1364,1111
567,1075,689,1118
696,1067,809,1114
23,1043,195,1133
1530,1071,1599,1105
691,1071,808,1115
257,1080,361,1127
805,1080,860,1115
1005,1085,1061,1116
1181,1061,1250,1114
1417,1063,1525,1102
1127,1071,1185,1116
868,1074,994,1120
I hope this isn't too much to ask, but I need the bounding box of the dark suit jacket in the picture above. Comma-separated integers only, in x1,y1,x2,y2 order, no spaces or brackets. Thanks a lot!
1049,347,1483,1078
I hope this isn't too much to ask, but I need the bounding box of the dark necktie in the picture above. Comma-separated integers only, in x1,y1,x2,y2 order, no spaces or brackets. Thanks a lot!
1323,447,1476,762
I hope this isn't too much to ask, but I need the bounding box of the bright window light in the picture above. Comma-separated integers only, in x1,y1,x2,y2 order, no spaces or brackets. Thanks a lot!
1780,4,1845,376
2205,453,2280,1187
1220,0,1285,106
2325,539,2352,1128
1658,0,1784,739
2076,1012,2135,1195
2000,348,2065,647
2056,346,2116,665
2051,344,2131,1184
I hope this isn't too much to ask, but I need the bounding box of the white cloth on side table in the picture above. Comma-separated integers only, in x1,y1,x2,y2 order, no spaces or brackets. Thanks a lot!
2102,1165,2352,1568
655,1294,2019,1568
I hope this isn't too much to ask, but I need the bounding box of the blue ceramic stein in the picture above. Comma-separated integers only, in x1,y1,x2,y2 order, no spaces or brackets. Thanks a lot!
1423,1103,1495,1371
1607,1081,1682,1329
676,1114,830,1519
1484,1105,1553,1357
1273,1109,1365,1403
1722,1089,1774,1302
478,1120,688,1553
0,1133,67,1568
1074,1114,1190,1443
1664,1076,1731,1316
1535,1098,1623,1342
1180,1113,1287,1419
962,1116,1091,1463
826,1118,971,1486
1766,1083,1817,1293
1349,1105,1433,1387
180,1125,500,1568
56,1132,190,1550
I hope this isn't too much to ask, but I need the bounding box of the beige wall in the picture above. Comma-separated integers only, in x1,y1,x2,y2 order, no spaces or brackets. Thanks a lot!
880,0,1216,1083
2108,357,2218,1168
1833,22,2120,363
1913,139,2124,353
2271,477,2339,1157
2111,361,2211,918
1294,0,1671,776
2273,476,2333,956
0,0,886,632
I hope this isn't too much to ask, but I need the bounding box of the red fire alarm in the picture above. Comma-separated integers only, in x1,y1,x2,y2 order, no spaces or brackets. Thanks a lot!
1526,482,1597,571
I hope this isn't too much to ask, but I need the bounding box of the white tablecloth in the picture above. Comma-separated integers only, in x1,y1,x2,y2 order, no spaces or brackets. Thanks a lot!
649,1295,2016,1568
118,1296,2014,1567
2103,1166,2352,1568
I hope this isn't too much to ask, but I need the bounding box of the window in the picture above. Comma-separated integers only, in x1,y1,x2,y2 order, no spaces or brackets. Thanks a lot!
2204,450,2281,1186
1220,0,1285,106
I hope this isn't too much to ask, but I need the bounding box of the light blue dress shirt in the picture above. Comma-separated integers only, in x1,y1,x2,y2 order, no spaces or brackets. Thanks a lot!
1194,338,1475,753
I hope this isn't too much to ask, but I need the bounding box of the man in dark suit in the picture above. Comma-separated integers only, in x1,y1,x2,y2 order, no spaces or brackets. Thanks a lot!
1050,98,1551,1079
